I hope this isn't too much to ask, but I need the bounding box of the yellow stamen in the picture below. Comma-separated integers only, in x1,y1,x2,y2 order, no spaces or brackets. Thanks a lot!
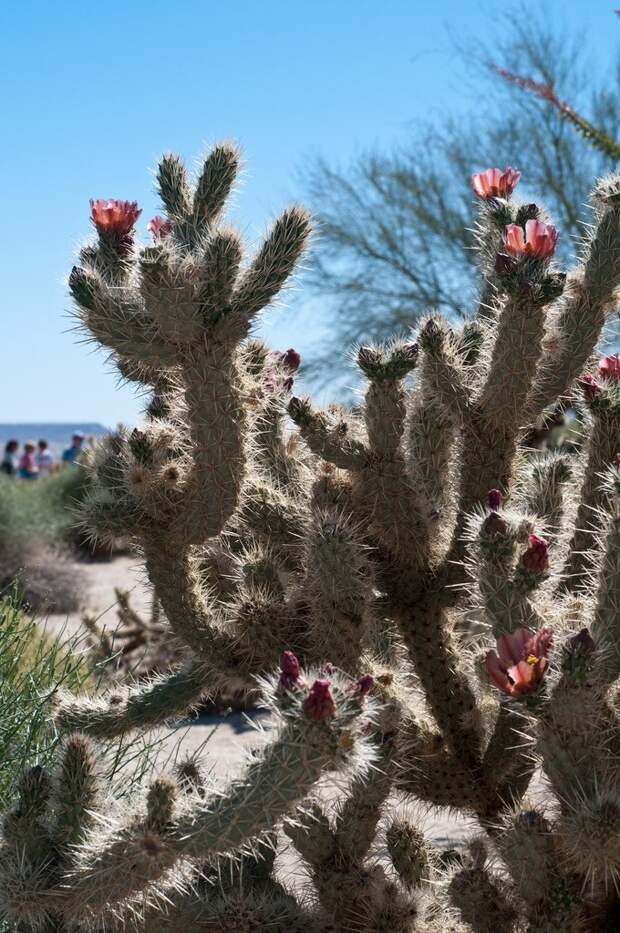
526,654,539,666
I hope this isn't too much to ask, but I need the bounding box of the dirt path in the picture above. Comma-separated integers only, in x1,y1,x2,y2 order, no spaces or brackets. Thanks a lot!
44,554,152,641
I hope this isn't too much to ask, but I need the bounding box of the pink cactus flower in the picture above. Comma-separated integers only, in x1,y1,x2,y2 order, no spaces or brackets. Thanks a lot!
279,651,303,690
599,354,620,381
485,626,553,697
520,534,549,574
90,199,141,235
147,216,173,240
471,167,521,199
486,488,503,511
303,679,337,721
577,373,602,401
503,219,559,259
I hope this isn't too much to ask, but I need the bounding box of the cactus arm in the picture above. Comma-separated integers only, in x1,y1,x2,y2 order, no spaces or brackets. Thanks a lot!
283,801,335,866
387,576,483,772
156,153,193,219
192,142,240,228
331,740,395,863
195,229,243,317
298,508,374,673
69,266,176,367
406,387,457,524
170,348,247,543
51,735,102,851
479,704,536,823
398,740,482,810
417,320,473,420
239,482,308,567
141,541,253,682
519,451,571,539
55,682,373,921
477,295,547,431
254,394,305,489
498,808,582,931
288,396,368,469
53,659,210,738
589,480,620,683
448,855,517,933
562,405,620,589
229,206,312,329
528,185,620,416
471,511,545,636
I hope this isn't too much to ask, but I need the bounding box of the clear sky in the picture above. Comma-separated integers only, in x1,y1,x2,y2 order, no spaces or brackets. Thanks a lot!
1,0,617,427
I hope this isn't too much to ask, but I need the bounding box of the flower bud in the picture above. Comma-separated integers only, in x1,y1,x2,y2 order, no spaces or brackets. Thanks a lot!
303,679,337,721
568,628,596,657
520,534,549,574
481,511,508,538
514,203,539,225
486,488,503,511
280,348,301,372
279,651,303,690
577,373,602,402
357,346,382,368
354,674,374,698
147,216,173,240
599,354,620,382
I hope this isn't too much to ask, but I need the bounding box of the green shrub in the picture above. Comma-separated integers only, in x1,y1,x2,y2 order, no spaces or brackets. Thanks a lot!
0,466,90,557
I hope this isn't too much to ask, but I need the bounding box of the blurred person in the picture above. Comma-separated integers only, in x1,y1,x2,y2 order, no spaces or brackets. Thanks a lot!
18,441,39,479
1,440,19,477
36,439,55,477
62,432,85,467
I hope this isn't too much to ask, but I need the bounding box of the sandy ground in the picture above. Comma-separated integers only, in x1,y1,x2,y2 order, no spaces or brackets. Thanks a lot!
42,555,488,852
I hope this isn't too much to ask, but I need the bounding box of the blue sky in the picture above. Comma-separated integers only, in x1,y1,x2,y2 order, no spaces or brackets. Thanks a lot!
1,0,617,426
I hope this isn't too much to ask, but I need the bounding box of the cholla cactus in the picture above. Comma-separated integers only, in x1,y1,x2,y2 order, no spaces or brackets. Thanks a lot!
2,144,620,932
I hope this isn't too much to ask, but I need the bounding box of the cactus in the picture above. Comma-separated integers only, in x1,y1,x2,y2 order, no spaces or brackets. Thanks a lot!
2,144,620,931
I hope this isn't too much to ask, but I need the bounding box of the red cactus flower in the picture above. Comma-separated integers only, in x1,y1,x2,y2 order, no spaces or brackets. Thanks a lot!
471,167,521,199
90,199,141,235
503,219,559,259
520,534,549,574
147,216,173,240
279,651,303,690
485,626,553,697
599,354,620,381
303,679,336,721
486,488,503,511
577,373,602,401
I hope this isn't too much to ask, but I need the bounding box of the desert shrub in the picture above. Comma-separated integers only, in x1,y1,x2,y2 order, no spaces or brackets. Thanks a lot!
0,467,95,612
0,591,174,932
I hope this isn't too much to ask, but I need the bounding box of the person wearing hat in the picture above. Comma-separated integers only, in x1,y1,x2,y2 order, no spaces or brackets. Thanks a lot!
62,432,85,467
